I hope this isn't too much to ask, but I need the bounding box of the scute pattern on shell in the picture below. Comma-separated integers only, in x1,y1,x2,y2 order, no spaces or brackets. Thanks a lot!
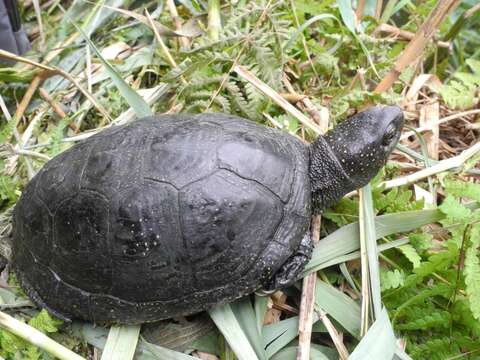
12,114,311,324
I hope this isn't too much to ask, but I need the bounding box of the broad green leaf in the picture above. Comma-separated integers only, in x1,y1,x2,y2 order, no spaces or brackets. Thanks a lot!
349,308,396,360
186,331,220,356
263,313,328,358
264,317,299,358
208,303,259,360
315,279,361,338
304,208,450,275
230,298,267,360
101,325,140,360
315,238,409,271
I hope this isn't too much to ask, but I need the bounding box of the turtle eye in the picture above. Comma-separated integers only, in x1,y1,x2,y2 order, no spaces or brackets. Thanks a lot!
382,125,397,146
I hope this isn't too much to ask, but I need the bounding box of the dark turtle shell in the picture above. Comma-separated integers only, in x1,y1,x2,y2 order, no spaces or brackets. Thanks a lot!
12,113,311,324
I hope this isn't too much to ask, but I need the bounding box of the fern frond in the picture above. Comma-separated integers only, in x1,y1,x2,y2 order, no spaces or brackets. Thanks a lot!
393,283,453,323
0,176,18,203
162,57,214,83
398,244,422,268
251,42,282,89
0,120,14,144
396,311,450,331
184,99,210,113
409,337,459,360
225,82,258,120
464,224,480,319
444,179,480,202
179,75,224,95
380,269,405,291
403,244,458,289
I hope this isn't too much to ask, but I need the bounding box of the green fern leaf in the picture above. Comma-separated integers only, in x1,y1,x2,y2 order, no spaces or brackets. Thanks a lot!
399,244,422,268
408,233,433,252
451,299,480,337
28,309,63,334
444,179,480,202
225,82,258,120
439,195,472,223
438,80,475,110
163,58,196,82
464,224,480,319
0,176,18,203
396,311,450,330
409,337,459,360
380,269,405,290
403,245,458,288
0,119,14,144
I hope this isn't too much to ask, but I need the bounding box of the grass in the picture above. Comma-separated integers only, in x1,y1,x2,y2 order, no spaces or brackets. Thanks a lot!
0,0,480,359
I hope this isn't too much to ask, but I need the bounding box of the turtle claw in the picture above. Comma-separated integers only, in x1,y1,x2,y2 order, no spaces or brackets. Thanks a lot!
263,233,313,291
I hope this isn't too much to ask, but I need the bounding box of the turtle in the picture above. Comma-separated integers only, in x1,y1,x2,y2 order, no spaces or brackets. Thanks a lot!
12,105,404,324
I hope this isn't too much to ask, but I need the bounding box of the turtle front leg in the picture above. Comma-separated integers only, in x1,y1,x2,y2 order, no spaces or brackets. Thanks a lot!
263,232,313,291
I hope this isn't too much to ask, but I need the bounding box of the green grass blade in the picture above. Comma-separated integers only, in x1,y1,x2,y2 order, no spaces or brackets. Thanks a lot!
230,298,267,360
284,14,340,52
264,316,299,358
381,0,413,23
315,279,361,339
317,238,409,270
82,0,129,38
70,21,153,118
361,184,382,318
349,308,396,360
304,208,457,275
100,325,140,360
363,0,377,17
208,303,259,360
336,0,356,33
263,314,327,358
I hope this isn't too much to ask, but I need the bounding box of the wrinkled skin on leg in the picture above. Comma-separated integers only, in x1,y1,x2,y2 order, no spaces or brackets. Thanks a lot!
263,233,313,291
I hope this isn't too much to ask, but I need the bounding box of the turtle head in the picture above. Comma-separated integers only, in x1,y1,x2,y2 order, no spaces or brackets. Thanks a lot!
309,105,404,213
324,105,404,186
